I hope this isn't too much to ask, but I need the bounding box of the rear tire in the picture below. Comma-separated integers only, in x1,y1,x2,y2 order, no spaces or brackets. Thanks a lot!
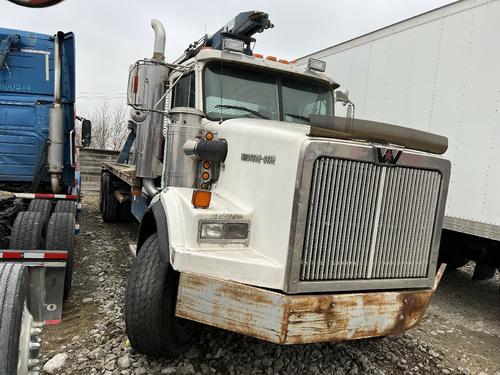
439,229,469,271
54,200,76,216
46,213,75,300
118,201,133,222
9,211,45,250
99,173,105,213
0,263,30,375
125,234,196,357
27,199,52,233
101,172,118,222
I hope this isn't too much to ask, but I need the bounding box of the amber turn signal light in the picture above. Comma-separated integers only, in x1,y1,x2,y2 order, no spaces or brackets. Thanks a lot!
205,132,214,141
192,190,211,208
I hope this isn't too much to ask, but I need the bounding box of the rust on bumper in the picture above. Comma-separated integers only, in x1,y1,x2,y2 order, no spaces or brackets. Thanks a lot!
175,264,446,345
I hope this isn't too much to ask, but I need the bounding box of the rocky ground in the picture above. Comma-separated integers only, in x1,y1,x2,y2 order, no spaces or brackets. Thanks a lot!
40,198,500,375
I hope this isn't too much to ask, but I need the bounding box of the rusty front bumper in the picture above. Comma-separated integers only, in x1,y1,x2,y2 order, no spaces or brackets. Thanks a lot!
175,264,446,345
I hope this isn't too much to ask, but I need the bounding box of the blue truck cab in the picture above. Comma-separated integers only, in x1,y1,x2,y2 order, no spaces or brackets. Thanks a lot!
0,27,77,193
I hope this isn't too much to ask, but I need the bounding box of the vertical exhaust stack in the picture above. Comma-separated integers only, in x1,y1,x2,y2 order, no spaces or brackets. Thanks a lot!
151,19,165,62
132,19,169,196
47,32,65,193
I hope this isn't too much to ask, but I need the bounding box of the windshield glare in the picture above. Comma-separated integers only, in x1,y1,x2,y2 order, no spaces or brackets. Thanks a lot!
204,63,333,124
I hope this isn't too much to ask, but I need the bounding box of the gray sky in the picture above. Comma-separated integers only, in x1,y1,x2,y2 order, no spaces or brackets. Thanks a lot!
1,0,455,115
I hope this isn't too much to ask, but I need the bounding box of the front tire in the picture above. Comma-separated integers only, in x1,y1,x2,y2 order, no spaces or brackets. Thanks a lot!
125,234,196,357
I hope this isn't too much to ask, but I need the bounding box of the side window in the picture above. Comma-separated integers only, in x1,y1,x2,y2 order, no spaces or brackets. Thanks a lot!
172,72,195,108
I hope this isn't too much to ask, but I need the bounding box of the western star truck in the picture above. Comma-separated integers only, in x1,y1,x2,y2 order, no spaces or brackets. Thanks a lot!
101,12,450,357
0,27,89,374
296,0,500,284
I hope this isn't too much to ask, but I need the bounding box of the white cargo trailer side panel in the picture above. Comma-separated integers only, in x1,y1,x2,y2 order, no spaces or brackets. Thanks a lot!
298,0,500,240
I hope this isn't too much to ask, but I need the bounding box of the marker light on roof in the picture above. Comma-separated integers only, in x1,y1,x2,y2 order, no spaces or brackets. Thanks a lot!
307,58,326,72
223,38,245,53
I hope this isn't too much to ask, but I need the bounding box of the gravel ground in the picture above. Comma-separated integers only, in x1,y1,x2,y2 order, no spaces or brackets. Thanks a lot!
40,198,500,375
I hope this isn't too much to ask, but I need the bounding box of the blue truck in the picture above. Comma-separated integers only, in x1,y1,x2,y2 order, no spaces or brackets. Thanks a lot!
0,27,89,374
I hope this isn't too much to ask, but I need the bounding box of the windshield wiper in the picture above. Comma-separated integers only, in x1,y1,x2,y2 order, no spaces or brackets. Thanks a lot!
215,104,270,120
285,113,310,124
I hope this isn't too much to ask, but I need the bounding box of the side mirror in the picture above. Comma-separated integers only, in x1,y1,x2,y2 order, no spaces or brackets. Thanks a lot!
335,88,350,104
334,88,355,119
81,119,91,148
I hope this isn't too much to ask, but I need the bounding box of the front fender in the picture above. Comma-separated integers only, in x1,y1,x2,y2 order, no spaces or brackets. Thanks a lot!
137,200,170,264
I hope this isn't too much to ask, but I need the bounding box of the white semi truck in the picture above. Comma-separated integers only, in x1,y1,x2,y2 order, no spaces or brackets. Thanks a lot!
297,0,500,282
101,12,450,357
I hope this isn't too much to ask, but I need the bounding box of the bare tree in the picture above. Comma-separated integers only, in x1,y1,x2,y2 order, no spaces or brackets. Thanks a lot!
89,100,129,150
108,105,129,151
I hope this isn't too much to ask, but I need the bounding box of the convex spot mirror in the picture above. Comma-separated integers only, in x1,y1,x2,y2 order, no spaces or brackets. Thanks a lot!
81,119,91,148
7,0,64,7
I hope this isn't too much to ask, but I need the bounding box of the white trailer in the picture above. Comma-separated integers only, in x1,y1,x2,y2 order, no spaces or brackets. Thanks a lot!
297,0,500,278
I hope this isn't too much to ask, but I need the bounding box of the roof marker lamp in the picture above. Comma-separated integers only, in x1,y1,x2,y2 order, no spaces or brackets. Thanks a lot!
308,58,326,72
223,38,246,53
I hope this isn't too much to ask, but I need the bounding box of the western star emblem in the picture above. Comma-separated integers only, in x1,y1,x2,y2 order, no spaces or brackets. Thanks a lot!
376,148,402,164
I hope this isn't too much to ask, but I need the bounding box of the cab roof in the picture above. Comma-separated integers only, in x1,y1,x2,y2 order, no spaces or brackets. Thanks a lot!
187,48,340,90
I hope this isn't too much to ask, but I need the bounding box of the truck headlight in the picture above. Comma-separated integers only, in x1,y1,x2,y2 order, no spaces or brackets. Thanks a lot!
199,221,249,242
200,223,225,239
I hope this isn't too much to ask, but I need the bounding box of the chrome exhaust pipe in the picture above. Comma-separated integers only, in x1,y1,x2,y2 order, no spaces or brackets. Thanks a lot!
151,19,165,61
143,178,159,197
47,32,65,193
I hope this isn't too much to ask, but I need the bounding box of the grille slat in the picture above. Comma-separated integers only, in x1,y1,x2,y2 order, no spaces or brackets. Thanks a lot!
300,157,442,281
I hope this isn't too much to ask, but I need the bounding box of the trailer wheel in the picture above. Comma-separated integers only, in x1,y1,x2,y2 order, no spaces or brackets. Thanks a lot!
9,211,45,250
54,200,76,216
46,213,75,300
125,234,196,357
101,172,118,222
0,263,36,375
27,199,52,232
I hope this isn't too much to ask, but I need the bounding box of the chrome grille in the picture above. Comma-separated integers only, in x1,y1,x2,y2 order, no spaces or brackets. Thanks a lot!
300,157,442,281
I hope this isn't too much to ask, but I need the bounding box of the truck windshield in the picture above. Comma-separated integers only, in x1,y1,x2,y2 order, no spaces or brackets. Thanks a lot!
204,63,333,124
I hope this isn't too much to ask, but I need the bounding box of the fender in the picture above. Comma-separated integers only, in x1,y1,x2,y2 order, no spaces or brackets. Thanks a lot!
137,199,170,264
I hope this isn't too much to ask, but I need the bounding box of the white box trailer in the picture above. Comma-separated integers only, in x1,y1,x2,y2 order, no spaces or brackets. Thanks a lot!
297,0,500,278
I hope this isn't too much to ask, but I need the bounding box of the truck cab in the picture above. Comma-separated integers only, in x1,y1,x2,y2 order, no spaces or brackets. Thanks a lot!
101,13,450,357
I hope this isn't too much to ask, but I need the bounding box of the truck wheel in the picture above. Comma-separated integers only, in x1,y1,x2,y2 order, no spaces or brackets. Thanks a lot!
0,263,37,375
99,173,105,213
440,256,469,271
46,213,75,300
118,201,133,222
439,230,469,271
9,211,45,250
125,234,196,357
101,172,118,222
27,199,52,232
54,200,76,216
